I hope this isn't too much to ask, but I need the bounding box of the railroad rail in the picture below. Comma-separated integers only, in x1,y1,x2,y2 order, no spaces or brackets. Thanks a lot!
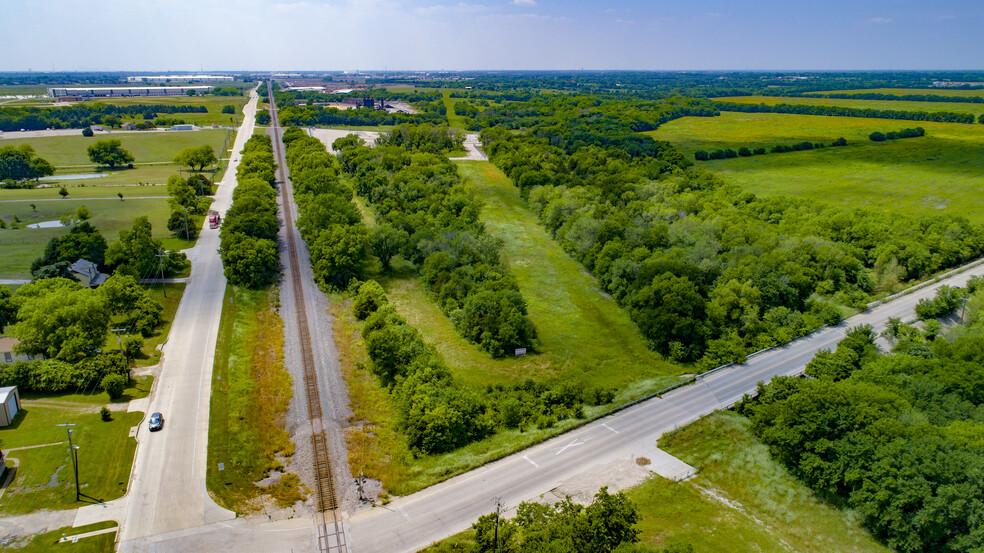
267,81,347,553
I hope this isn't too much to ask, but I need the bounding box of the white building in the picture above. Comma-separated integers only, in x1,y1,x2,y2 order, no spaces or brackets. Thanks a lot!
48,86,213,98
0,386,20,427
127,75,234,83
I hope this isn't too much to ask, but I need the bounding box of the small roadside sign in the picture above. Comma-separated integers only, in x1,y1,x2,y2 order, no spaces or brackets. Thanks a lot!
515,348,527,356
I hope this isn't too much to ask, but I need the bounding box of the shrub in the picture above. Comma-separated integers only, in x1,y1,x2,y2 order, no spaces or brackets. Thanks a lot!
352,280,387,320
100,406,112,421
693,150,709,161
82,127,94,137
121,335,143,359
869,131,887,142
101,373,126,399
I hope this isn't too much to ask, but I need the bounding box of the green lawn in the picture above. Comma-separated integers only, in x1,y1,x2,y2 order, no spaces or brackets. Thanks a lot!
0,196,176,278
0,406,142,515
4,521,117,553
20,376,153,407
715,94,984,117
649,112,984,223
442,91,468,130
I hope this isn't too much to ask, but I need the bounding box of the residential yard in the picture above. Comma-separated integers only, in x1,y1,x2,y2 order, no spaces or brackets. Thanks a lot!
3,521,117,553
714,94,984,117
649,112,984,223
0,405,143,515
206,286,301,513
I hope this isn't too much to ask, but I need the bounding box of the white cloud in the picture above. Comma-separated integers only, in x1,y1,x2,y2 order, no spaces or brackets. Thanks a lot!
868,17,892,23
511,0,536,6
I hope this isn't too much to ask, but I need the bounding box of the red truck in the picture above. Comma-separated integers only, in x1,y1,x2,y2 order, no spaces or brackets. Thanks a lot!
208,210,221,229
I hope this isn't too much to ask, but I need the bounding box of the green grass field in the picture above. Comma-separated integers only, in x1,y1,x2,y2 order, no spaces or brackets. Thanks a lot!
649,112,984,223
387,161,681,394
806,87,984,98
715,95,984,117
0,405,142,515
0,196,178,278
3,129,230,167
442,90,468,130
207,285,299,513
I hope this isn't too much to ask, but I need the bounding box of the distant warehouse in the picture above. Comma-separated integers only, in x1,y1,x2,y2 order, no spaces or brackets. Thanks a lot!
48,86,213,99
127,75,234,83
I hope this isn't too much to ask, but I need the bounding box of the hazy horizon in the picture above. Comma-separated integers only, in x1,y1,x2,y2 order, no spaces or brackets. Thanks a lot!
3,0,983,72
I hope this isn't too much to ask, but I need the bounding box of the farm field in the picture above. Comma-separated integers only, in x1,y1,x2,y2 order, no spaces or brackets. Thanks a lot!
649,112,984,222
425,412,887,553
806,87,984,98
715,94,984,116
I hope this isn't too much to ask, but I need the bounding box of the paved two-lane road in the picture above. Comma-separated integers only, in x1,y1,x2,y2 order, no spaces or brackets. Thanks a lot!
346,260,984,553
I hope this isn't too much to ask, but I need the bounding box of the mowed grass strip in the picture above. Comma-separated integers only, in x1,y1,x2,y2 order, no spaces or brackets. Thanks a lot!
207,285,299,513
649,112,984,223
4,521,117,553
438,161,677,391
0,406,142,515
715,94,984,117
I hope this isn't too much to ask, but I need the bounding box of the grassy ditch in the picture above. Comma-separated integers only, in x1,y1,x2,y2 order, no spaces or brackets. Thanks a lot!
0,404,142,515
206,285,304,513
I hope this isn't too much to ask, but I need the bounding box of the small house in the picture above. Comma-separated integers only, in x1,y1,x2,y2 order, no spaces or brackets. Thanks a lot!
0,386,20,427
121,122,137,130
0,337,39,364
70,258,107,288
169,124,195,131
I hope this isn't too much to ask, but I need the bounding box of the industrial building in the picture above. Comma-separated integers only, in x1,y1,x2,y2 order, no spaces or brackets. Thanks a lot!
48,86,213,99
127,75,234,83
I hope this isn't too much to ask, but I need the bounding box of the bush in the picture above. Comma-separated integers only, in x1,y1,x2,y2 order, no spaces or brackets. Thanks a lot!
352,280,387,320
693,150,709,161
82,127,94,137
869,131,887,142
100,406,112,421
121,335,143,359
101,373,126,399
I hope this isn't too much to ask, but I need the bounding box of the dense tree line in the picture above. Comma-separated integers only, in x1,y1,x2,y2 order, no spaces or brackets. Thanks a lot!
0,103,207,131
869,127,925,142
333,125,538,358
482,122,984,364
804,91,984,104
714,100,977,124
738,293,984,552
695,137,847,161
218,134,281,288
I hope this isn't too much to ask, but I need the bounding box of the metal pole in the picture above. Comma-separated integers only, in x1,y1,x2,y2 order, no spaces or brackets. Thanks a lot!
155,252,168,297
56,422,79,501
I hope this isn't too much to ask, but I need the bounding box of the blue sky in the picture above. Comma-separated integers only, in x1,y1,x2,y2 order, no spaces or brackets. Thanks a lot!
2,0,982,71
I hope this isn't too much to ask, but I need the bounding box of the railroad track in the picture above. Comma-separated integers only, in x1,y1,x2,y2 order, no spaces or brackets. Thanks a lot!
267,81,347,553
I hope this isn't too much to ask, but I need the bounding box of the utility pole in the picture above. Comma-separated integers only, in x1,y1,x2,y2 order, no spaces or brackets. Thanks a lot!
356,424,367,501
56,422,80,501
155,252,168,297
111,327,128,363
492,496,503,553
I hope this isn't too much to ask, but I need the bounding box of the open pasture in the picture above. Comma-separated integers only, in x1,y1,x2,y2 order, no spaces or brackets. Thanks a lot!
715,94,984,116
650,112,984,223
4,129,230,166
